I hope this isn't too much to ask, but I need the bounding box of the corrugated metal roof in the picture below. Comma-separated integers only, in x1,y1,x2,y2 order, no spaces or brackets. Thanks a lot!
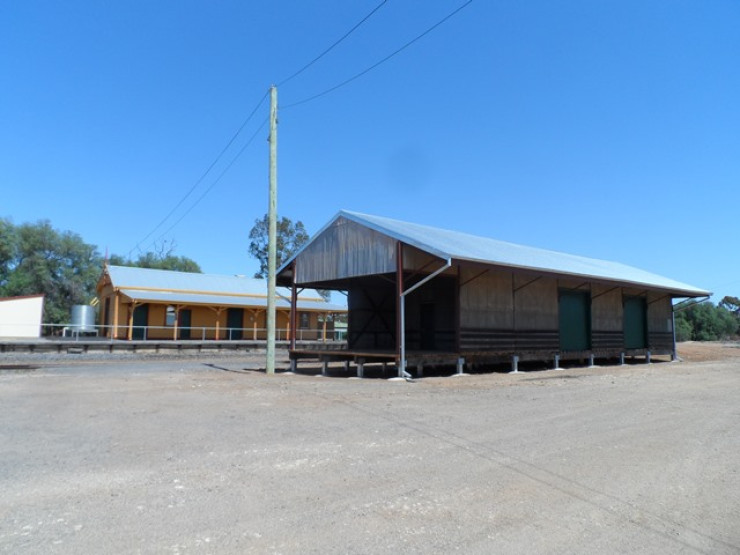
282,210,710,297
118,289,346,311
107,265,345,310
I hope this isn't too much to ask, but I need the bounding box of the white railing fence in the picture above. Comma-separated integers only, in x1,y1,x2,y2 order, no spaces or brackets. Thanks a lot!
36,323,346,342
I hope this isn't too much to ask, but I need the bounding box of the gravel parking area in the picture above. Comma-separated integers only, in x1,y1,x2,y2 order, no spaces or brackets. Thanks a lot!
1,343,739,554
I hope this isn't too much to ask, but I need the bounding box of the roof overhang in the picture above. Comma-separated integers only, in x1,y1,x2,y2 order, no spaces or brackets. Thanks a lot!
278,210,711,299
118,289,346,312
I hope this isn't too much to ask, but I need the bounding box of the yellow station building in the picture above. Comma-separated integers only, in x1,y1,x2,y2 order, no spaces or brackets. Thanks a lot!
97,265,346,341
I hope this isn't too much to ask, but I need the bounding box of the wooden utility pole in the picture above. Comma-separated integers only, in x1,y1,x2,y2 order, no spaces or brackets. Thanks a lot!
266,86,278,375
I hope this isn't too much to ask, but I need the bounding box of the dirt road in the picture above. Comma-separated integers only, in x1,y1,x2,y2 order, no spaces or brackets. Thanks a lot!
1,343,739,553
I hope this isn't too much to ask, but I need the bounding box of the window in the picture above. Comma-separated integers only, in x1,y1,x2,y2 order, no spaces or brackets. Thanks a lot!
299,312,310,329
165,306,176,326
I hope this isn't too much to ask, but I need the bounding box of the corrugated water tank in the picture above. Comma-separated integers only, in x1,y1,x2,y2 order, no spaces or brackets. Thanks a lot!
71,305,97,333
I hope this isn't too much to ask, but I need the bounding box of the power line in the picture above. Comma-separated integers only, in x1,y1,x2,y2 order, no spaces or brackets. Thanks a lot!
148,117,270,248
277,0,388,87
283,0,474,109
128,3,389,257
127,89,270,258
128,1,474,256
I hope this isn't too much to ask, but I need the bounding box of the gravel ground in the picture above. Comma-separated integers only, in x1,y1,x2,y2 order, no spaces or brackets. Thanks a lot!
1,343,739,554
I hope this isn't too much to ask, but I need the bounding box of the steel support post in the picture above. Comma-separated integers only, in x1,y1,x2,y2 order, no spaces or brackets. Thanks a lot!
457,357,465,375
509,355,519,374
671,310,678,361
290,261,298,351
396,241,405,377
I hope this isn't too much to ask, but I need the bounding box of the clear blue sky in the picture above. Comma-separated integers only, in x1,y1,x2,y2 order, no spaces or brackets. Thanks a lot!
2,1,738,301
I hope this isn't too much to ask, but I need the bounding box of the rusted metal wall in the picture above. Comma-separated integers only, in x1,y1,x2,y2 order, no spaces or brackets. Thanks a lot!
296,217,396,284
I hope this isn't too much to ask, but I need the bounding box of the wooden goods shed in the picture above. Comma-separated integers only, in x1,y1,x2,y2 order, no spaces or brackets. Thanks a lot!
97,265,345,341
277,211,710,377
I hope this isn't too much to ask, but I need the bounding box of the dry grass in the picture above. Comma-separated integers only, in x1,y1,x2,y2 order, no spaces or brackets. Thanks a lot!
677,340,740,362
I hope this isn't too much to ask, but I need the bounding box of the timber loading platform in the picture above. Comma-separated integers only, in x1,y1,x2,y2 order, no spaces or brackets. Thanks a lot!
289,347,665,378
289,348,467,377
0,339,346,355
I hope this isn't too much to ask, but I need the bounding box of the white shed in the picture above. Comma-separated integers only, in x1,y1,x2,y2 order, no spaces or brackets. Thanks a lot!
0,295,45,338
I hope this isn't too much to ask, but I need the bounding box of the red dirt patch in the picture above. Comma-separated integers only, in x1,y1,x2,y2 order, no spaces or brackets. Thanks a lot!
677,341,740,362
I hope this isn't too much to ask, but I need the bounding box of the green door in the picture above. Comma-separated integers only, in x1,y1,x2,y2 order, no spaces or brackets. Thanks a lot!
132,304,149,340
179,309,192,340
624,297,647,349
559,291,591,351
226,308,244,340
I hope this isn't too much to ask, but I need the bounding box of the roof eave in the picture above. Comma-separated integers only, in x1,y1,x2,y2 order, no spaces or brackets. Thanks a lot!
450,256,711,298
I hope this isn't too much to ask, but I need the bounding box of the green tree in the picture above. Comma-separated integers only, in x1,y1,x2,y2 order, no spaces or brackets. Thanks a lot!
719,296,740,315
718,295,740,336
0,218,17,288
110,241,202,273
248,214,309,279
674,313,693,342
0,219,102,324
677,302,738,341
247,215,330,300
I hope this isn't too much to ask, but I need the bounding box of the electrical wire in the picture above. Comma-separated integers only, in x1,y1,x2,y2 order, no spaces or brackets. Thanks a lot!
277,0,388,87
283,0,474,109
147,117,270,248
127,90,270,258
127,1,474,255
127,3,388,257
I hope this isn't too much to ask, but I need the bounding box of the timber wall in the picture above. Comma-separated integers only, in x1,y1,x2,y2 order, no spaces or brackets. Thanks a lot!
647,292,674,352
98,294,332,341
296,217,397,283
459,270,561,353
455,266,674,357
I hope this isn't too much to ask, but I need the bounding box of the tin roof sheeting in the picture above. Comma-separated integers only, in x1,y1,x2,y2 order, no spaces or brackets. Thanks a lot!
291,211,709,297
107,266,345,310
118,289,345,311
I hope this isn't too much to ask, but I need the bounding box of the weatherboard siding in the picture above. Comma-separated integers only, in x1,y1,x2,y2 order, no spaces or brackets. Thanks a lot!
296,217,397,283
457,271,675,355
647,293,674,351
591,285,624,350
514,275,558,331
97,265,344,340
459,269,513,329
459,270,560,353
